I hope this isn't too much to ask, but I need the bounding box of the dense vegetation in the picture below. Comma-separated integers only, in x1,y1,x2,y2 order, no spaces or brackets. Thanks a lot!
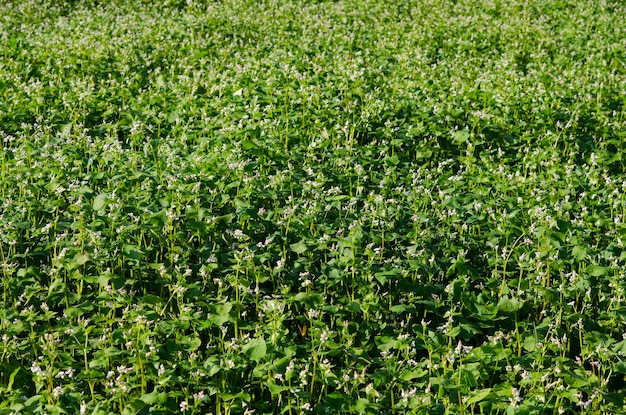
1,0,626,413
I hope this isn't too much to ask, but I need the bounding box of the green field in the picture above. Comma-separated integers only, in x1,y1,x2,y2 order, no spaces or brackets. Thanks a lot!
1,0,626,413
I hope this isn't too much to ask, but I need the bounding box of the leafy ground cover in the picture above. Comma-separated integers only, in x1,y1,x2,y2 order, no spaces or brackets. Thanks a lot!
1,0,626,413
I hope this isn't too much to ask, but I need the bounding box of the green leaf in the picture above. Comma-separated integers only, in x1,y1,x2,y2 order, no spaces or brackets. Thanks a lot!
130,399,146,412
179,336,202,351
374,272,387,285
572,245,587,261
140,390,168,405
467,388,492,405
399,369,428,381
325,391,352,409
73,252,91,266
221,392,251,402
415,147,432,160
375,269,401,286
141,294,164,305
497,296,523,313
24,395,42,407
103,347,122,357
376,335,397,351
233,197,249,208
8,404,25,413
214,302,232,315
47,277,66,299
123,244,143,261
522,336,537,352
293,292,323,305
452,129,470,145
460,366,479,387
88,358,108,369
210,302,233,325
460,322,482,338
7,367,20,392
563,370,590,388
587,265,608,277
612,340,626,354
353,398,370,412
97,273,110,287
216,213,235,223
267,382,289,395
243,338,267,362
615,361,626,374
346,302,361,313
93,193,107,212
64,306,84,319
290,240,308,254
205,358,221,376
475,303,498,319
241,139,259,150
390,304,407,313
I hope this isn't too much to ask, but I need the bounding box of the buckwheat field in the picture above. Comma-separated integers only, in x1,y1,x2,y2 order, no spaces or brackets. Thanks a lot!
1,0,626,414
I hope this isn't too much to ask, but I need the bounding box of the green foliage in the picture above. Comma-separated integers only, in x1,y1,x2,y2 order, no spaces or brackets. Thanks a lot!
1,0,626,413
